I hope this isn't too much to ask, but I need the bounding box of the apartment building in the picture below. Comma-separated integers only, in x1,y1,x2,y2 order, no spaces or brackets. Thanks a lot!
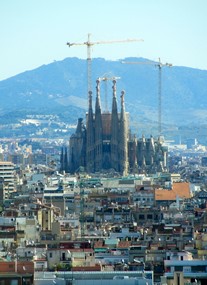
0,161,15,199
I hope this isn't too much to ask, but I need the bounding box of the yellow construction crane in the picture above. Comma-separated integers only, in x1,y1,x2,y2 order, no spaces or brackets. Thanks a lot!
98,75,121,112
122,58,172,137
67,33,143,99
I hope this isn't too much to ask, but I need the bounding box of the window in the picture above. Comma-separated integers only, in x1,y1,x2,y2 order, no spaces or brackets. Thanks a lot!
9,264,14,269
174,266,183,271
49,252,53,258
191,265,206,272
22,278,32,285
165,266,171,272
147,214,153,219
139,214,145,220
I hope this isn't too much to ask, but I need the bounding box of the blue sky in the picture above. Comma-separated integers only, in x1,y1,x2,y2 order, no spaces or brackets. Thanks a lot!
0,0,207,80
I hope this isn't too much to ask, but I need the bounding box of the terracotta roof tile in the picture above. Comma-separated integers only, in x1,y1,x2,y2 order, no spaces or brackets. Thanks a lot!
117,241,131,248
155,182,191,201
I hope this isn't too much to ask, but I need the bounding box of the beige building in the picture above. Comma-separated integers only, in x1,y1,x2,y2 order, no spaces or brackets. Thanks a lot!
37,205,55,231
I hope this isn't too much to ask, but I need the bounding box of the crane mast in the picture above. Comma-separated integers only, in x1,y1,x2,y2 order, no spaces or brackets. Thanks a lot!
122,58,172,137
157,58,172,136
67,33,143,101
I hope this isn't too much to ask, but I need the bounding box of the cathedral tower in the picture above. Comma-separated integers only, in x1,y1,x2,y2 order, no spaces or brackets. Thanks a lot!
118,91,128,175
110,80,119,171
86,91,95,172
67,80,168,175
94,79,103,171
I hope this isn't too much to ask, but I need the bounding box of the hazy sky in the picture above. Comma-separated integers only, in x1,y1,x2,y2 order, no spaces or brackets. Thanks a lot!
1,0,207,80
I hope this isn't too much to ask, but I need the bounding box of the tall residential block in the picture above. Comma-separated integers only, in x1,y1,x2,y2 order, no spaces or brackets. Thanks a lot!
0,161,15,199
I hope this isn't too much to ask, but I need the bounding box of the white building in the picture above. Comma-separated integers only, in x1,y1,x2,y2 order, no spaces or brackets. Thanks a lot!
0,161,15,197
164,251,207,285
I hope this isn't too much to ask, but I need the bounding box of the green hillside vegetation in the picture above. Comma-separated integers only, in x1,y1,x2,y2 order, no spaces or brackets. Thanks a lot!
0,57,207,142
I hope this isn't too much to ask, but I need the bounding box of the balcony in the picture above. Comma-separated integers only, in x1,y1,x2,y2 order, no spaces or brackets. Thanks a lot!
165,272,207,279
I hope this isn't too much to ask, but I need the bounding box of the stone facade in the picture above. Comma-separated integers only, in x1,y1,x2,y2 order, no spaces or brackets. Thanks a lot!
65,80,168,175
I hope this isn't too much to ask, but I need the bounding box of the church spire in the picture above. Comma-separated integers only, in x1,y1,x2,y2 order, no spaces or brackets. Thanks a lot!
119,90,128,176
95,79,101,113
94,79,103,171
112,79,118,112
111,80,119,171
88,90,93,114
86,90,95,172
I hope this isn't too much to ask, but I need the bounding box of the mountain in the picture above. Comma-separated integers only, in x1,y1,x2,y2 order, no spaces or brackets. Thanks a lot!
0,57,207,142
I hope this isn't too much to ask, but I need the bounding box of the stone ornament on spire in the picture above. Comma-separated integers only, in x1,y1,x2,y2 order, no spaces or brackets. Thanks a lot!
121,90,125,99
95,79,101,111
112,80,117,97
96,79,100,95
121,90,126,116
121,90,126,107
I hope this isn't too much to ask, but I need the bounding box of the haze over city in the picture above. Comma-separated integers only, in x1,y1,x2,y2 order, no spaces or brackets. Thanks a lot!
1,0,207,80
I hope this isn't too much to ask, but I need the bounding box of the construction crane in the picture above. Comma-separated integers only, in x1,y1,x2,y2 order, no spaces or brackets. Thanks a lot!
67,33,143,100
122,58,172,137
98,75,121,112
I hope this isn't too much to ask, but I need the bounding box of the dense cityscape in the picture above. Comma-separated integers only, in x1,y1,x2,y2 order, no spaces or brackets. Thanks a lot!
2,0,207,283
1,73,207,285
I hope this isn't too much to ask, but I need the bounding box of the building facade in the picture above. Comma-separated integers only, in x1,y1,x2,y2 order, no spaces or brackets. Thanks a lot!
66,80,168,175
0,161,15,199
